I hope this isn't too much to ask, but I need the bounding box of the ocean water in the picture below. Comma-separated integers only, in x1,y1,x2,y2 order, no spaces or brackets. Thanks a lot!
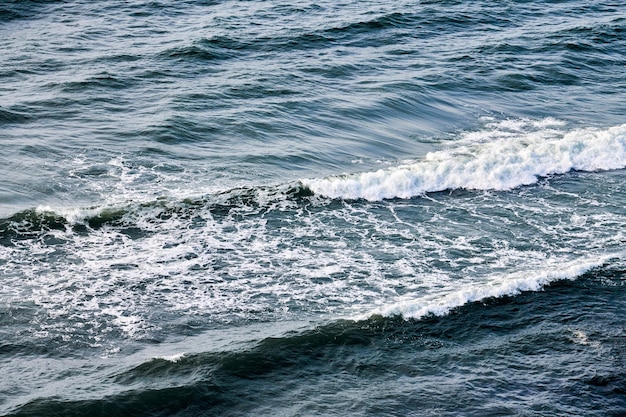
1,0,625,416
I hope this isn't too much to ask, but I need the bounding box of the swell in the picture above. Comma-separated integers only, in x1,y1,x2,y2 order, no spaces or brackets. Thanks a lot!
0,107,31,124
55,74,130,93
7,264,625,417
157,5,514,64
432,13,625,93
0,0,52,22
157,10,431,64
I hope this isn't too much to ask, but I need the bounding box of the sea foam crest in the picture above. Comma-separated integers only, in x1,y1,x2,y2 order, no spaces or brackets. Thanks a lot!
303,122,626,200
370,255,613,320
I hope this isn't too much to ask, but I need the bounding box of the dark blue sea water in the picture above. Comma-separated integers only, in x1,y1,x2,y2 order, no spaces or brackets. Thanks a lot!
1,1,626,415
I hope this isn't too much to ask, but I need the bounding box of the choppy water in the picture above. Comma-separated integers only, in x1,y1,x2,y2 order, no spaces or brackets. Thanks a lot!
1,1,626,416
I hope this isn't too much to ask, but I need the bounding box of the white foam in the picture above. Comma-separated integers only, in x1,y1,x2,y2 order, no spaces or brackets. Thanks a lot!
367,255,612,320
3,120,625,348
569,330,601,349
35,205,104,224
303,122,626,200
154,353,186,363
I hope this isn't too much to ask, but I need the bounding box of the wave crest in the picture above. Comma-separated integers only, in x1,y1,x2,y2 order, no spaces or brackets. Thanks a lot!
367,255,616,320
303,121,626,201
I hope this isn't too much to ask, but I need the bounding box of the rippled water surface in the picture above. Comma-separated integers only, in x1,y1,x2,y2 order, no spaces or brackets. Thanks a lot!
1,1,625,415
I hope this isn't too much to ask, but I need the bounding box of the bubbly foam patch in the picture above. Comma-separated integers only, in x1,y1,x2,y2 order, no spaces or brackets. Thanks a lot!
2,119,625,353
303,121,626,200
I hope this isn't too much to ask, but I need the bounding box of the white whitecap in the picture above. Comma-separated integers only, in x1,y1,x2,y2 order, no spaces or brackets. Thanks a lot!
365,255,613,321
154,353,186,363
303,122,626,201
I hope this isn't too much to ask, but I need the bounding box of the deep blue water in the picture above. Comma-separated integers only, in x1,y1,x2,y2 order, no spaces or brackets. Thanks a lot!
1,1,626,416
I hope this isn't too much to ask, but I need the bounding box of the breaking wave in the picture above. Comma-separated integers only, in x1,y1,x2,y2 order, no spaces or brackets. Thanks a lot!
367,255,618,320
303,120,626,201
